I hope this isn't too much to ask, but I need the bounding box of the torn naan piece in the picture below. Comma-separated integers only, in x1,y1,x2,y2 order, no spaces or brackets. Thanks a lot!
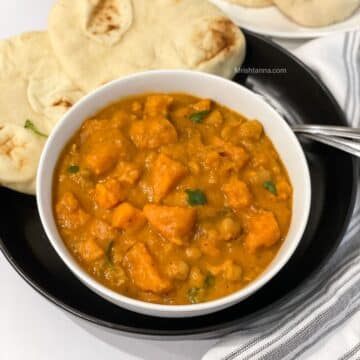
48,0,246,92
0,122,45,195
0,32,84,194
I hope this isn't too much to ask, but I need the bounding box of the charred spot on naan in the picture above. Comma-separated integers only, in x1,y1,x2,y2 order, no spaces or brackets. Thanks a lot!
84,0,133,46
52,98,73,108
192,18,237,66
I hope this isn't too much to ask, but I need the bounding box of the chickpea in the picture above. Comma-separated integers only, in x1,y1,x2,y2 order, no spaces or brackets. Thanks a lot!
272,165,281,175
219,217,241,241
189,267,205,287
166,260,189,281
188,161,201,175
243,168,271,185
276,177,292,200
131,101,142,114
199,236,220,257
103,265,127,288
223,260,242,282
252,153,268,167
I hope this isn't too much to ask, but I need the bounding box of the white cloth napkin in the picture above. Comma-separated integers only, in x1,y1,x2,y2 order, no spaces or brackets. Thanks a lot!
203,31,360,360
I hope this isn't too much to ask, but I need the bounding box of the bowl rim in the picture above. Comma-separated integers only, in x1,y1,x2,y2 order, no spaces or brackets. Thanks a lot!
37,69,311,316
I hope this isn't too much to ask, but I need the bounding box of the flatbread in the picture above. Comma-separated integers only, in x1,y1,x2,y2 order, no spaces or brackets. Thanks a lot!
273,0,360,27
224,0,272,7
0,122,45,195
48,0,247,92
0,32,84,194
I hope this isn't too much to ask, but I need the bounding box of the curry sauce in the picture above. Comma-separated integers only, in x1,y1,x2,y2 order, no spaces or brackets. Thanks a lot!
53,93,292,305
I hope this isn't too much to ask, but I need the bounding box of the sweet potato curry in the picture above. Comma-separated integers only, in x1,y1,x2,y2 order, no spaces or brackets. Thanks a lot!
54,93,292,305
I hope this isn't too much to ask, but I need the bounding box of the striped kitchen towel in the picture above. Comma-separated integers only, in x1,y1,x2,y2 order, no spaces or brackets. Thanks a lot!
204,31,360,360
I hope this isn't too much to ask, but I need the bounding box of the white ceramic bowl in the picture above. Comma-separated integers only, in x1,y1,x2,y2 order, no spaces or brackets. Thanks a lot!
37,70,311,318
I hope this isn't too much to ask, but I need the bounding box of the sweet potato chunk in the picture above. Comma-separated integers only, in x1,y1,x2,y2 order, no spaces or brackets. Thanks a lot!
83,144,118,176
173,99,212,119
212,137,249,170
143,205,197,245
223,179,252,213
55,192,90,230
77,237,104,263
112,203,146,230
130,118,177,150
245,211,281,252
207,260,242,282
205,110,223,127
94,178,127,209
123,242,172,293
144,95,173,117
80,116,129,143
88,218,118,247
113,161,141,185
111,110,131,128
150,153,188,202
238,120,263,141
192,99,212,112
80,119,107,143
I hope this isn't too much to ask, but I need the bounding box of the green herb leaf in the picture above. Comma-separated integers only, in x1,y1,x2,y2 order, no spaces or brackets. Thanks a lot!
189,110,210,124
24,120,48,138
187,287,201,304
185,189,207,206
105,240,115,265
263,180,277,195
204,273,215,289
67,165,80,174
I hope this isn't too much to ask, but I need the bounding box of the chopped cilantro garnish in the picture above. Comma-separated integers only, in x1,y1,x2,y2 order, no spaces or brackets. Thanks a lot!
67,165,80,174
189,110,210,124
105,240,115,265
187,287,201,304
185,189,207,206
24,120,48,138
263,180,277,195
204,273,215,289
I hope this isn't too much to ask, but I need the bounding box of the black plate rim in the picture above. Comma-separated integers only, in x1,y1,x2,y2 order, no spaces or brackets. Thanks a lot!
0,30,358,338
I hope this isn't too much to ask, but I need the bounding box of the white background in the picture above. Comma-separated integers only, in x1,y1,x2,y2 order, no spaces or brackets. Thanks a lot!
0,1,301,359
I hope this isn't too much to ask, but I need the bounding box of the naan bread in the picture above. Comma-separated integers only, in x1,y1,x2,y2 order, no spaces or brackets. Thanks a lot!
0,32,84,194
48,0,246,92
225,0,272,7
273,0,360,27
0,123,45,195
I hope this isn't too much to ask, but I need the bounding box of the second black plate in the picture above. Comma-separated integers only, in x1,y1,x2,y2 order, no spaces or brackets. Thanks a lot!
0,31,357,339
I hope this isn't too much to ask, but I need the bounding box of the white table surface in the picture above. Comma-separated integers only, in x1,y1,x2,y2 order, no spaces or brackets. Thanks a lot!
0,2,303,359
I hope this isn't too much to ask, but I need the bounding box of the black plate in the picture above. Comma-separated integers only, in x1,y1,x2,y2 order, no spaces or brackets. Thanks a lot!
0,31,357,339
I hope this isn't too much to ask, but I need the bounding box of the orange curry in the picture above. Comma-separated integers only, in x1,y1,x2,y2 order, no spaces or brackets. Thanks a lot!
54,93,292,305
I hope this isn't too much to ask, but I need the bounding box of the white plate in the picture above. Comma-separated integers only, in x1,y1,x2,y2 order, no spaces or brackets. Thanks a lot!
210,0,360,39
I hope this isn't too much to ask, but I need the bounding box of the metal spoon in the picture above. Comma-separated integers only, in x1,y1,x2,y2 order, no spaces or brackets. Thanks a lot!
292,125,360,158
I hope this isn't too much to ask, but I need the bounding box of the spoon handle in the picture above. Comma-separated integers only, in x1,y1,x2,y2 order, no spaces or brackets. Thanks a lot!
299,133,360,158
292,125,360,140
